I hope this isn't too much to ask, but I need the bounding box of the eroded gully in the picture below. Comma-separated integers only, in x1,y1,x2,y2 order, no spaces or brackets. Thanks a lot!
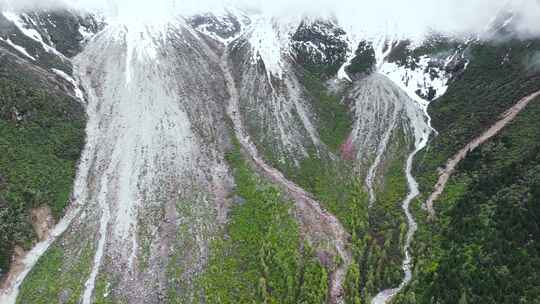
216,47,352,304
370,74,432,304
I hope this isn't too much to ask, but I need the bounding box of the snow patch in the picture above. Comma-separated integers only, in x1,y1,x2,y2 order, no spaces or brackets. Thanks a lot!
192,10,248,45
2,11,65,59
79,24,95,42
337,23,399,81
0,37,36,61
51,68,85,101
379,55,451,104
247,15,299,80
336,32,362,82
114,23,164,84
337,56,353,81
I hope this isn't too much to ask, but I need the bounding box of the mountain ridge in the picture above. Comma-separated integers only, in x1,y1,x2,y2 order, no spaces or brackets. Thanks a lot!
0,4,539,304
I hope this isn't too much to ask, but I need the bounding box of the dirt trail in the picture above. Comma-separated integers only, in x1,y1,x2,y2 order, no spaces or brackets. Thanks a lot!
426,90,540,218
216,47,351,304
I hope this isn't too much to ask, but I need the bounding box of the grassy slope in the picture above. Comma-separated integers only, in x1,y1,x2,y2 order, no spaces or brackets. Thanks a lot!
201,139,329,304
289,69,413,303
16,241,95,304
301,70,353,152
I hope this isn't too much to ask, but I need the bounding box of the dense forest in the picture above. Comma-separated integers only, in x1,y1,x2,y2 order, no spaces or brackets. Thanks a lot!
415,38,540,189
394,38,540,303
0,71,85,278
201,138,329,303
2,9,540,304
396,95,540,304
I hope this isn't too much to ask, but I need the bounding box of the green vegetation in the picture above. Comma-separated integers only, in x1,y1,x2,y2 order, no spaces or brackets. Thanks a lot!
281,126,411,303
268,63,415,303
167,247,189,303
201,139,328,303
166,194,217,304
416,38,540,191
346,42,376,76
0,75,86,278
342,128,410,303
16,242,94,304
387,36,461,68
93,274,117,304
301,71,353,152
394,37,540,303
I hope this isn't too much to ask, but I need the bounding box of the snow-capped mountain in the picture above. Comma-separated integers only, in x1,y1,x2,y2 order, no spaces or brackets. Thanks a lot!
1,3,538,304
0,6,458,304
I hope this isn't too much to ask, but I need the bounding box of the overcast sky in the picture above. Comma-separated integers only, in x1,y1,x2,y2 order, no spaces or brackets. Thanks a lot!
3,0,540,39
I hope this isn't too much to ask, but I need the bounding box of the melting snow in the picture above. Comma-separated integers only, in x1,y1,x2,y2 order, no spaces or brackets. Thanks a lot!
119,23,163,84
248,15,287,79
2,12,65,59
51,68,85,101
379,57,447,105
337,56,353,82
247,15,301,80
341,32,465,108
0,37,36,61
79,25,95,42
193,10,248,45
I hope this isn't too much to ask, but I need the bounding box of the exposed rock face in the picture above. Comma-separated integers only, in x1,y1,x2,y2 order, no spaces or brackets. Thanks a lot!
71,23,233,303
346,74,427,178
230,36,327,168
291,19,349,75
30,206,54,242
1,7,462,304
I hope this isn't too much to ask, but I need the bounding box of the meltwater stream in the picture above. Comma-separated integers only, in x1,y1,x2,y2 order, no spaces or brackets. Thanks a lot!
370,74,432,304
216,47,352,304
2,17,235,303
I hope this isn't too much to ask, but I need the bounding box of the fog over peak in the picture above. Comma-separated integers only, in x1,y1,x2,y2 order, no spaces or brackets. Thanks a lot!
2,0,540,40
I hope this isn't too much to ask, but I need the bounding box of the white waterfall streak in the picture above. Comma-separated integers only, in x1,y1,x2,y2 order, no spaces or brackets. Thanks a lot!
0,62,98,304
371,109,429,304
365,112,397,208
370,41,432,304
216,43,351,303
74,23,198,302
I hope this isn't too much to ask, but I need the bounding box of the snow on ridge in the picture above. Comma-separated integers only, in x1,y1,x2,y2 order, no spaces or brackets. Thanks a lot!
190,8,250,45
124,24,162,83
336,20,402,81
51,68,85,101
79,24,95,42
338,28,466,106
2,11,66,59
379,56,447,105
247,14,302,80
0,37,36,61
98,22,168,84
290,18,349,74
247,15,288,79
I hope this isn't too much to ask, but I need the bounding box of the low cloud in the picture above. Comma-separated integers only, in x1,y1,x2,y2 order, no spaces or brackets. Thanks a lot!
2,0,540,40
524,51,540,73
